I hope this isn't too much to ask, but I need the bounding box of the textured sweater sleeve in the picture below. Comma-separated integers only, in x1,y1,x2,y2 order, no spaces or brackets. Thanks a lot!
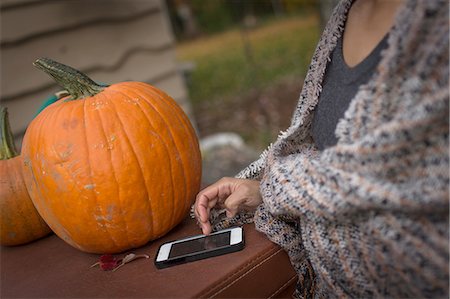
257,80,449,297
262,95,448,219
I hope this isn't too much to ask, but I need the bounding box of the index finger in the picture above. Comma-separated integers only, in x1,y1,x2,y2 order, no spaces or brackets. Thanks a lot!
195,191,217,223
195,179,230,222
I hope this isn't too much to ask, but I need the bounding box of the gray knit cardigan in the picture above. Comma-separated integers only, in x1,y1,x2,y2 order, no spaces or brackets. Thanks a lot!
206,0,449,297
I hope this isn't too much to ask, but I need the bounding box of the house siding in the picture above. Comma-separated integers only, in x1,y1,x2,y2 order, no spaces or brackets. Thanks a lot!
1,0,193,147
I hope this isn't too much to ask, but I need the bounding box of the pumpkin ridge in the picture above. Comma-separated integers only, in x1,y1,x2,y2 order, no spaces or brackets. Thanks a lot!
83,94,124,248
111,86,177,234
138,86,194,219
61,99,117,251
106,88,159,238
80,96,121,251
143,89,191,223
136,82,199,146
39,100,103,250
29,100,68,234
20,162,49,234
94,91,132,249
143,83,200,199
54,100,93,247
104,91,155,244
25,162,57,226
145,83,199,145
118,85,189,227
16,158,47,239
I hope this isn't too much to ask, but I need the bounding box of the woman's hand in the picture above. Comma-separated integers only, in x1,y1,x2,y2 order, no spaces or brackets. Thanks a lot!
194,177,262,235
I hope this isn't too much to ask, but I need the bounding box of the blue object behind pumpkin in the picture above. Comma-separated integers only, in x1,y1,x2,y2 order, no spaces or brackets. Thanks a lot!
35,94,58,118
35,82,107,118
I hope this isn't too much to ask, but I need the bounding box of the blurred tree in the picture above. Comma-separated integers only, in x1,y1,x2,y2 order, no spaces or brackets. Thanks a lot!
176,0,199,38
166,0,200,39
165,0,320,40
271,0,285,16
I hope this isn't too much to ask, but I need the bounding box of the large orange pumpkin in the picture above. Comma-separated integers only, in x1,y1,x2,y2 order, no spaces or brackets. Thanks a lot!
0,107,51,246
21,58,202,253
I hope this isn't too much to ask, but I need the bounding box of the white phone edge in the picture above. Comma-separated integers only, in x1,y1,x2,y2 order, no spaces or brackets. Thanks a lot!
155,227,243,262
229,226,243,245
156,242,172,262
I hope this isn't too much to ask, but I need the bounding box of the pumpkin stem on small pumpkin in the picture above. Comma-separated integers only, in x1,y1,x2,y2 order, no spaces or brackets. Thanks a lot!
33,58,108,100
0,106,19,160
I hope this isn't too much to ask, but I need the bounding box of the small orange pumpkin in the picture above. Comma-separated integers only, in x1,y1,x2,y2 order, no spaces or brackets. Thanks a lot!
0,107,51,246
21,58,202,253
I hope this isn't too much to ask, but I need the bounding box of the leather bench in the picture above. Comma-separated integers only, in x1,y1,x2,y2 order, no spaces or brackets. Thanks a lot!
0,218,296,298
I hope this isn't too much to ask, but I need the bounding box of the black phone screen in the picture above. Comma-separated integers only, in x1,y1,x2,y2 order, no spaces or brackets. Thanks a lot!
169,232,231,259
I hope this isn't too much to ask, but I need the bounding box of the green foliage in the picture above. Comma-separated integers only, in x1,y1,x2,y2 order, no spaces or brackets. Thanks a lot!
177,14,320,106
167,0,319,38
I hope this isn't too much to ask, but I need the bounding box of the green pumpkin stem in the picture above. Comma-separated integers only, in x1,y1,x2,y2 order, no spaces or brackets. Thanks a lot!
0,106,19,160
33,58,108,100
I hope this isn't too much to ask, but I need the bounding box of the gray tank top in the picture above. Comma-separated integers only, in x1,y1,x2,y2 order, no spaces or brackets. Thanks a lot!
311,33,388,150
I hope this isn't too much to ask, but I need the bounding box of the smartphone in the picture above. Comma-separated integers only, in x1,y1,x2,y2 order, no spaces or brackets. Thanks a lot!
154,227,244,269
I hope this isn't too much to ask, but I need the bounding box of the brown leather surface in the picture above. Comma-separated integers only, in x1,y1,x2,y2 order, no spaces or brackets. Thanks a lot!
1,218,296,298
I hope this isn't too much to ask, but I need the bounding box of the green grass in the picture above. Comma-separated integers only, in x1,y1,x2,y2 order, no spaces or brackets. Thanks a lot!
176,13,320,105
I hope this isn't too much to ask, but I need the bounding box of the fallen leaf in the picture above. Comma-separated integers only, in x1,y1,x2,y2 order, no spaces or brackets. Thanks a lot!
90,254,121,271
90,253,149,271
